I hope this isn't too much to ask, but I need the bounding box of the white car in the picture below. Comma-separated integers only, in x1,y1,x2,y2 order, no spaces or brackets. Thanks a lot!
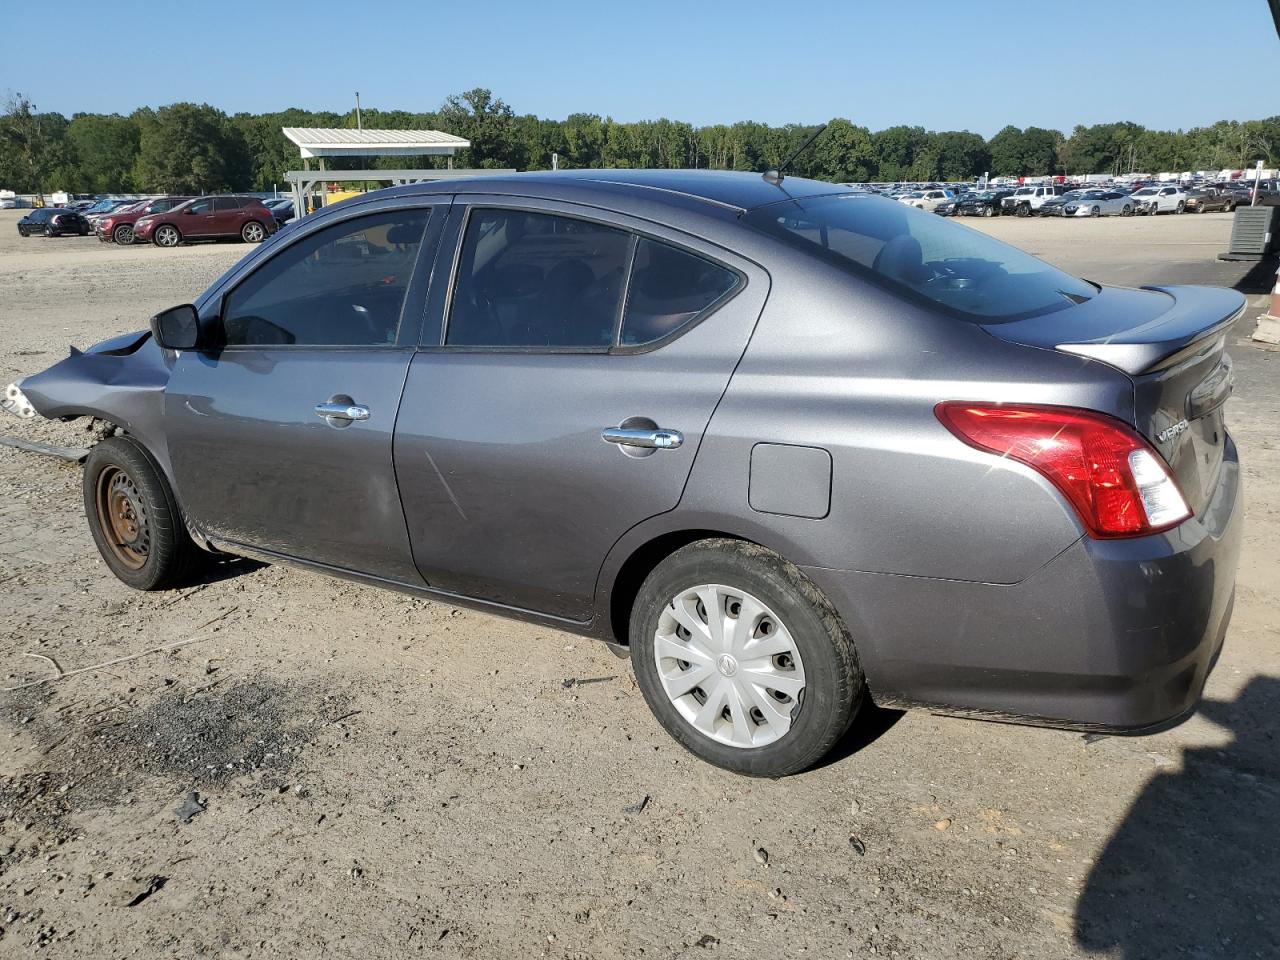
898,189,954,212
1062,190,1136,217
1129,185,1187,215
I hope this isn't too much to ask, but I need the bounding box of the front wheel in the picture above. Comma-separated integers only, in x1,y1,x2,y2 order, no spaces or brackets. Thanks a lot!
44,225,57,237
1176,201,1186,214
1121,204,1133,216
241,220,267,243
1091,205,1101,217
982,205,994,217
83,436,207,590
154,224,181,247
630,539,865,777
113,224,134,244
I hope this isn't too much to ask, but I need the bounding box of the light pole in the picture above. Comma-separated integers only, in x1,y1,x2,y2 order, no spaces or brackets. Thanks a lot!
355,92,362,132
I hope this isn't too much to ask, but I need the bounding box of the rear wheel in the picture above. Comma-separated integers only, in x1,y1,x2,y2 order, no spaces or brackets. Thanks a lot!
1091,205,1101,217
113,224,134,244
241,220,267,243
1121,204,1133,216
17,226,27,237
154,224,181,248
44,225,57,238
630,539,864,777
83,436,206,590
982,205,994,217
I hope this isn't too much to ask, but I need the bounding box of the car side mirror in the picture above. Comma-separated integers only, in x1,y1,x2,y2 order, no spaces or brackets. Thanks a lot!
183,208,196,215
150,304,201,351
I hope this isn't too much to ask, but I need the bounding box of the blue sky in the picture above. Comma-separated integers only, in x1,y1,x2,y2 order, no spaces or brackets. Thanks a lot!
6,0,1276,135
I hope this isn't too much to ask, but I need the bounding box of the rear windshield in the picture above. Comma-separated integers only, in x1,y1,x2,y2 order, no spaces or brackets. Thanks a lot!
746,194,1096,323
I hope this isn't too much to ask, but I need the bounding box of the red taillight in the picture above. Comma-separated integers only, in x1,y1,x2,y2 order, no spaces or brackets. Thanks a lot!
935,402,1191,539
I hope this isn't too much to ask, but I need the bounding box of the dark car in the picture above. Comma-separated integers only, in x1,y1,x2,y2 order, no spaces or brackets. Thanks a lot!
1036,190,1085,217
132,195,278,247
933,193,970,216
8,171,1244,777
16,207,90,237
264,198,296,225
97,196,195,244
954,190,1015,217
1184,188,1237,214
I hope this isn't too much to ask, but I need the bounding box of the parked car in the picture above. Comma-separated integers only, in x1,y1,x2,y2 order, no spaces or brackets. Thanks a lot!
1131,185,1187,215
1063,190,1136,217
1000,184,1068,216
1183,188,1236,214
264,198,296,225
97,196,194,244
8,171,1244,777
899,188,954,212
933,193,969,216
1037,190,1086,217
133,195,278,247
16,207,90,237
955,190,1015,217
82,199,137,229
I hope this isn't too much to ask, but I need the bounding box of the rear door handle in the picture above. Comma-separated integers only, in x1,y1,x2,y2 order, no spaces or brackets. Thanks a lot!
315,401,371,422
602,427,683,449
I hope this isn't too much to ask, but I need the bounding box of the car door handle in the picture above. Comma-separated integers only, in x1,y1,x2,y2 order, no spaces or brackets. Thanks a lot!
315,402,371,422
602,427,683,449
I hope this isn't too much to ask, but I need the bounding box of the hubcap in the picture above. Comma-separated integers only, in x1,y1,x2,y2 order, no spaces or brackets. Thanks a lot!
653,583,806,749
157,226,177,246
95,467,150,570
245,223,264,241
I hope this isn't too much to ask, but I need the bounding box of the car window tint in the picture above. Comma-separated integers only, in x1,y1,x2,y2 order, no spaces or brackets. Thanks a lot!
621,239,739,346
214,197,239,212
187,198,214,214
221,209,431,347
447,209,630,348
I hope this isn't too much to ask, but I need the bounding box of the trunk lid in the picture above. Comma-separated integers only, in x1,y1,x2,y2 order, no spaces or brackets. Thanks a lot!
981,284,1246,516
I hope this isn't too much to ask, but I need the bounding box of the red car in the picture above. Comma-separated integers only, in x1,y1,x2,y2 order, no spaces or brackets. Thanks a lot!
133,195,278,248
97,196,193,245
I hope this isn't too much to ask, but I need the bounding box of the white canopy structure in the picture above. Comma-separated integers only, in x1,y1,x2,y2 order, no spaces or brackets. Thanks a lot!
281,127,470,160
279,126,511,217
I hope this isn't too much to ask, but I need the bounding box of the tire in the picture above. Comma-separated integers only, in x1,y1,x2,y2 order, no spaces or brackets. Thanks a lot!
1121,204,1132,216
629,539,865,777
1176,201,1185,214
1016,203,1030,217
113,224,134,244
79,226,89,236
1226,202,1236,212
1091,206,1101,217
17,227,26,237
241,220,267,243
44,225,57,238
82,436,207,590
982,205,994,217
154,224,181,248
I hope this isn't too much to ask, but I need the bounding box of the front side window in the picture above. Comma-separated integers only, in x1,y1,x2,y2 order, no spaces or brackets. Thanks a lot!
748,193,1096,323
220,208,431,347
187,198,214,214
447,210,631,347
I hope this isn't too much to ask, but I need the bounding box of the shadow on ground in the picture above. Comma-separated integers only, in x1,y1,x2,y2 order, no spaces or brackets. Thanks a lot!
1075,676,1280,959
1230,256,1278,296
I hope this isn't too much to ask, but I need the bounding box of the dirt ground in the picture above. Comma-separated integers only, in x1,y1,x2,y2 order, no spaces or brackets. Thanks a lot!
0,208,1277,960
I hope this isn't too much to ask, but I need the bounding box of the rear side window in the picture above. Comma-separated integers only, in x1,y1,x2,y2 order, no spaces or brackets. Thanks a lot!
621,239,739,346
221,208,431,347
447,210,631,347
446,209,740,349
214,197,239,211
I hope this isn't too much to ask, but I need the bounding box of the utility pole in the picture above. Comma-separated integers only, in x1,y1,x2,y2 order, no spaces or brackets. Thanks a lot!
355,92,362,131
1251,159,1262,206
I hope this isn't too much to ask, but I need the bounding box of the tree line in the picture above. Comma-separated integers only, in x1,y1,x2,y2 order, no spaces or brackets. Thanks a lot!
2,89,1277,196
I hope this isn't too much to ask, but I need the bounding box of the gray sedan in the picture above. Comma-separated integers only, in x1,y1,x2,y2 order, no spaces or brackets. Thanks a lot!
8,171,1244,776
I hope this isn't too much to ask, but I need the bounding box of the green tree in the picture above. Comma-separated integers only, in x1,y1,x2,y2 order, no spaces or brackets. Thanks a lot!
438,88,519,169
811,118,875,182
987,126,1060,177
66,114,140,192
0,93,67,195
133,103,247,192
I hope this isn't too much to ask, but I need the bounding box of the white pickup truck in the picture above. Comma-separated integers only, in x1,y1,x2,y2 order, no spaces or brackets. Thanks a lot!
999,184,1069,217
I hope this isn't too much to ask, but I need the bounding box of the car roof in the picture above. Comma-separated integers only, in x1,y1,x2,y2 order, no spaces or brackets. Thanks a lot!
381,169,852,214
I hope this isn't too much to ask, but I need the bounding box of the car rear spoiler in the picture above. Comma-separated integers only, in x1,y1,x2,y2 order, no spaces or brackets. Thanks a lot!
982,285,1247,376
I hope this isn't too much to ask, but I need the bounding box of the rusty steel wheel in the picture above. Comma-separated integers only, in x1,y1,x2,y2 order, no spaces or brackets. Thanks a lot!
95,465,151,570
83,436,206,590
